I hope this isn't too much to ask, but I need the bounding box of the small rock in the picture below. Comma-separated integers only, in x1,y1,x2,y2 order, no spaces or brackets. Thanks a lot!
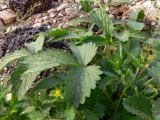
151,21,156,26
33,23,42,27
36,14,43,19
65,7,79,15
47,25,51,29
142,1,153,8
47,8,56,13
50,13,56,18
58,13,64,17
56,3,68,11
0,9,16,25
1,5,8,9
43,16,49,21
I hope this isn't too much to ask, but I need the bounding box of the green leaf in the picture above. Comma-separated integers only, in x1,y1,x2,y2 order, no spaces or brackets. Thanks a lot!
82,35,108,45
80,0,92,12
83,109,99,120
148,57,160,84
91,9,113,38
18,72,39,100
127,20,145,30
48,28,69,37
114,29,129,42
65,105,75,120
21,49,77,73
24,33,45,53
123,95,152,119
0,49,30,71
22,106,44,120
65,65,102,107
11,64,39,100
70,42,97,66
129,10,145,21
152,98,160,120
32,73,65,91
47,32,81,43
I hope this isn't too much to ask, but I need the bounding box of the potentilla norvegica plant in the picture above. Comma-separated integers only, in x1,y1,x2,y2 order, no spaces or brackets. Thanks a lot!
1,2,160,120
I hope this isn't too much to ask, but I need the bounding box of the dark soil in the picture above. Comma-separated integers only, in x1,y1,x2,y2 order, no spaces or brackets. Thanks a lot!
0,25,48,58
9,0,55,18
0,25,70,58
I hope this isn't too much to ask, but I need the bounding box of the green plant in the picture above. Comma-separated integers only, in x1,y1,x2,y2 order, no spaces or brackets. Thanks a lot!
1,4,160,120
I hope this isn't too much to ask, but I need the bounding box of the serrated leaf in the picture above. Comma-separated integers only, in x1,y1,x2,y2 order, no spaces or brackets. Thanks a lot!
148,57,160,84
127,20,144,30
11,64,39,100
18,72,39,100
21,49,77,73
65,65,102,107
152,98,160,120
123,95,152,119
65,105,75,120
24,33,45,53
70,42,97,66
0,49,30,71
91,9,113,38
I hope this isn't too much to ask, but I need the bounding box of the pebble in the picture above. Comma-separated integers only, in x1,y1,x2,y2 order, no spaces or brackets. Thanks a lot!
43,16,49,21
47,8,56,13
65,7,79,15
56,3,68,11
33,23,42,27
0,9,16,25
36,14,43,19
50,13,56,18
58,13,64,17
142,1,153,8
151,21,156,26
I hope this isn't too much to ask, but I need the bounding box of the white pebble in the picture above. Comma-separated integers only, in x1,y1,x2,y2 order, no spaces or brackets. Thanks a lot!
56,3,68,11
43,16,48,21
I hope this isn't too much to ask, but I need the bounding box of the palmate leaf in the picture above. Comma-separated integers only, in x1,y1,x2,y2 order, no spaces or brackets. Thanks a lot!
24,33,45,53
123,95,152,119
91,9,113,38
11,65,39,100
70,42,97,66
0,49,31,71
152,98,160,120
18,72,40,100
11,48,77,100
21,49,77,74
65,65,102,107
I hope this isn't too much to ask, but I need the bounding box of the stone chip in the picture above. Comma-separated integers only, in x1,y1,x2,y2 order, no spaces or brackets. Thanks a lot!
0,9,16,25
